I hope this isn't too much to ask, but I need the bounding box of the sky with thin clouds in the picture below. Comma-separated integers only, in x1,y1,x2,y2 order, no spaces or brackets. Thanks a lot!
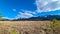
0,0,60,19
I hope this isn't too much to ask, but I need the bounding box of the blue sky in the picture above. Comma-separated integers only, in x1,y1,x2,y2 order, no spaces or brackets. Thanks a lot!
0,0,60,19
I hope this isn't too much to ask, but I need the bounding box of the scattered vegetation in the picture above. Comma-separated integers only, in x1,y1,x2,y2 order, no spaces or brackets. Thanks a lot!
10,29,17,34
0,12,2,21
51,18,60,34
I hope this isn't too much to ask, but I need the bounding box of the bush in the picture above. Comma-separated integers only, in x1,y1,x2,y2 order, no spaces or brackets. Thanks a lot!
10,29,17,34
51,18,60,34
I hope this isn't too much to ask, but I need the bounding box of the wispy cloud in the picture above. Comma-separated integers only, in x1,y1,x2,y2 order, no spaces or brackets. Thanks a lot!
2,10,35,20
2,17,15,20
15,10,34,19
15,0,60,19
3,0,60,19
36,0,60,12
13,9,16,11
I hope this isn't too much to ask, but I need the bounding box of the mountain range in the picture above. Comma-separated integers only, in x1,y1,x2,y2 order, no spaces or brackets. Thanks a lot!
2,15,60,21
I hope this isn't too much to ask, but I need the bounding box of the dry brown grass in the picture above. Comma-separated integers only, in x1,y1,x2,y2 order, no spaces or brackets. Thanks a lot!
0,21,52,34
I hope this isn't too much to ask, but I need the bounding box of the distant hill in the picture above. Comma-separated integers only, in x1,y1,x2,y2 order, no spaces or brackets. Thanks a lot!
11,15,60,21
2,15,60,21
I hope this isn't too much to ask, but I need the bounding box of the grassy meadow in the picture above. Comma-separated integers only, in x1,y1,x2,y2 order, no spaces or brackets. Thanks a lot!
0,20,59,34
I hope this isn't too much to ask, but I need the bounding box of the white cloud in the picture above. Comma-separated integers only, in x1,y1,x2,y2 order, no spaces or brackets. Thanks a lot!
21,10,36,14
2,17,15,20
35,0,60,12
13,9,16,11
3,0,60,19
15,10,34,19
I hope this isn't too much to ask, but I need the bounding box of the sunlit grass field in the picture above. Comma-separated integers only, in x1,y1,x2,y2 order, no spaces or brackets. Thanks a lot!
0,21,53,34
0,21,60,34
